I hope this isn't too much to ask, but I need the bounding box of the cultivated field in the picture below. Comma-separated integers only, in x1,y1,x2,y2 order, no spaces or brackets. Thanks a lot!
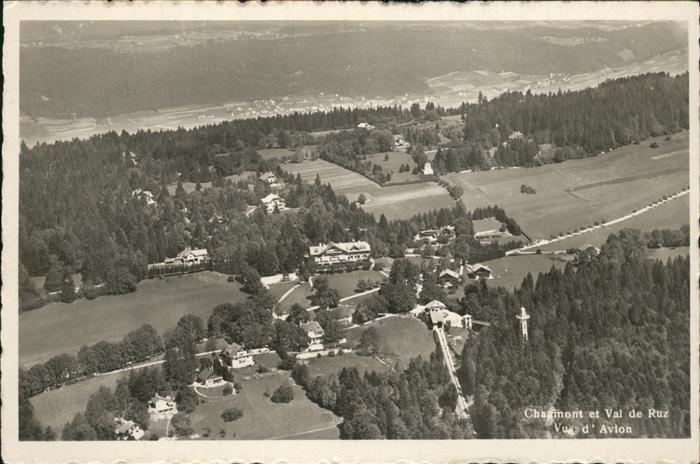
345,316,436,369
19,272,248,368
537,194,690,252
444,132,689,240
188,371,341,440
282,159,455,220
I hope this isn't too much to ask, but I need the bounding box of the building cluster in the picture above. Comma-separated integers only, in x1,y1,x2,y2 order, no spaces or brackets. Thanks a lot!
411,300,473,331
414,225,456,244
308,241,372,270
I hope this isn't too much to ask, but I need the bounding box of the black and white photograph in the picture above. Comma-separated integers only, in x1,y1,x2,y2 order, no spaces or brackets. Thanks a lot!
2,2,699,463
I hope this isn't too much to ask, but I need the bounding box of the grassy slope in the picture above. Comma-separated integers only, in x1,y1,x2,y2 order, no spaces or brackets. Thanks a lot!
444,132,689,239
188,371,340,440
20,272,248,367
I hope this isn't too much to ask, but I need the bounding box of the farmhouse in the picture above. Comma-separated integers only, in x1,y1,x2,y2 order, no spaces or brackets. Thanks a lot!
331,305,355,327
466,263,493,280
422,162,434,176
196,368,224,387
301,321,325,350
148,394,177,418
438,269,461,288
223,342,255,369
308,241,372,268
114,418,145,441
261,193,288,214
357,122,375,130
260,172,278,185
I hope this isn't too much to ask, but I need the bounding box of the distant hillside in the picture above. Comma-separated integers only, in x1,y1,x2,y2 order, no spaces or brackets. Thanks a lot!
20,22,686,119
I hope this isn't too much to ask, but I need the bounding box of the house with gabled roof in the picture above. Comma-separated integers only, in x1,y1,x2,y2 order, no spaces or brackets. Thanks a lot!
196,368,224,387
439,269,461,288
308,241,371,268
466,263,493,280
300,320,325,351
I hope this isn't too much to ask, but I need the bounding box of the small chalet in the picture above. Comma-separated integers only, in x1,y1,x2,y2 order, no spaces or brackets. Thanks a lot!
466,263,493,280
308,241,371,268
261,193,287,214
148,394,177,417
508,130,524,140
438,269,461,288
357,122,375,130
331,305,355,327
196,368,224,387
415,226,455,244
300,321,325,349
422,162,434,176
260,172,278,185
176,248,210,265
223,342,254,369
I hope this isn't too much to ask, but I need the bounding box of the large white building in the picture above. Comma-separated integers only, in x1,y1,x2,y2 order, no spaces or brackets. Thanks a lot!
308,241,371,267
261,193,288,214
223,342,255,369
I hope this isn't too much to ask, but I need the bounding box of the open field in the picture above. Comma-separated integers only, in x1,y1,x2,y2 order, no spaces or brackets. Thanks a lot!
19,272,248,368
281,159,455,220
537,194,690,252
345,316,436,369
31,373,124,435
282,159,382,196
444,131,689,240
359,182,455,220
188,371,340,440
457,254,567,294
306,353,389,378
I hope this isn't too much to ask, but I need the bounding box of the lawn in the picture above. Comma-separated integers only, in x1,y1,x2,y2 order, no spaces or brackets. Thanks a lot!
458,254,567,294
31,373,125,435
282,159,382,196
362,151,419,184
325,270,386,297
537,194,690,252
188,371,340,440
444,131,689,240
345,316,436,369
305,352,389,377
20,271,249,367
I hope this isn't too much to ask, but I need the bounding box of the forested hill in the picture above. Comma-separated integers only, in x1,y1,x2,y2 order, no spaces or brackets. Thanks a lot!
433,72,688,172
20,22,685,118
459,229,690,438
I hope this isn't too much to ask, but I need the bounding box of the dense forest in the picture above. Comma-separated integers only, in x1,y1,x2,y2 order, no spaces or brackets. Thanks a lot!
19,120,521,311
433,72,689,172
21,22,685,118
458,228,690,438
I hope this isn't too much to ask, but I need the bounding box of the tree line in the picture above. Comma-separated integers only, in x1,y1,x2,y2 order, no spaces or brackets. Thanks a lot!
432,72,689,172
